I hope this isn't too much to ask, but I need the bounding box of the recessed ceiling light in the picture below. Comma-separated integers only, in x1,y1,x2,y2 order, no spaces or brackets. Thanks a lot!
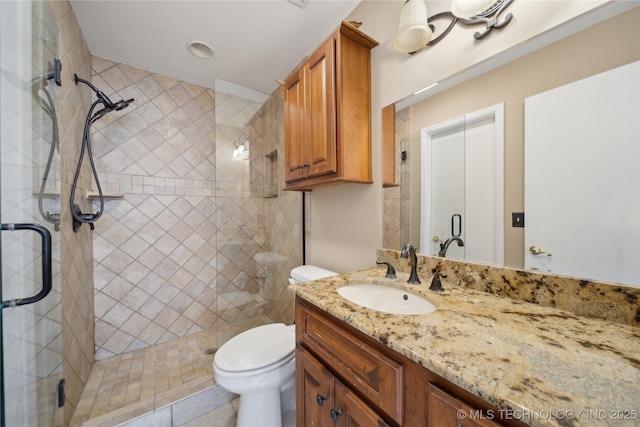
187,40,214,58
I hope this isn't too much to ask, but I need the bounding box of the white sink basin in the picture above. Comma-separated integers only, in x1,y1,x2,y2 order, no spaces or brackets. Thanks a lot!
337,284,436,315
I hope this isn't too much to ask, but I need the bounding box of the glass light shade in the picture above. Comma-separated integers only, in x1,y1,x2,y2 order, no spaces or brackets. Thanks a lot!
233,144,249,160
394,0,433,54
451,0,497,19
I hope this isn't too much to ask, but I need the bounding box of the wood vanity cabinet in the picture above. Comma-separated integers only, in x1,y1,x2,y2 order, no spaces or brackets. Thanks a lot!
283,21,378,191
298,346,390,427
429,384,504,427
295,297,527,427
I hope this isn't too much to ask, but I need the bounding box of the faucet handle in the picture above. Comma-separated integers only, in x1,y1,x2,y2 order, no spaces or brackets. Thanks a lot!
429,272,447,292
376,261,396,279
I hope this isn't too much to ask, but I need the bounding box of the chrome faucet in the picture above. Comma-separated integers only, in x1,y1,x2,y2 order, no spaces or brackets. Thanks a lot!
438,237,465,257
400,244,421,284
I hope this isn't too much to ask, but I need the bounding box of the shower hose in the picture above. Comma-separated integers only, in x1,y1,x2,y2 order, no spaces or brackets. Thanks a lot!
70,98,106,231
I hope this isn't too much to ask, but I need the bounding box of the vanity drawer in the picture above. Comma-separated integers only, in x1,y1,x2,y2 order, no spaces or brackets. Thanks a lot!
296,300,404,424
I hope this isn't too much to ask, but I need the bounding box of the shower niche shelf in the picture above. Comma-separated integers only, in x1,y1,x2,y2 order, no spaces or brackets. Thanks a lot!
85,190,124,200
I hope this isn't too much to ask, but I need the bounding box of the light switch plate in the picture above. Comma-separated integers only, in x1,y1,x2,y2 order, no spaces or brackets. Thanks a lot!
512,212,524,227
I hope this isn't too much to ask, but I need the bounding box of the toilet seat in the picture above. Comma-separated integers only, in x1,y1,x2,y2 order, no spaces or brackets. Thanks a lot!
214,323,295,376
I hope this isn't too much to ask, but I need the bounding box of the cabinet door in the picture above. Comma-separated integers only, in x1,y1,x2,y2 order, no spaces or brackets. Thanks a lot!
297,347,334,427
298,300,404,423
284,66,307,182
307,36,337,178
429,384,504,427
333,379,391,427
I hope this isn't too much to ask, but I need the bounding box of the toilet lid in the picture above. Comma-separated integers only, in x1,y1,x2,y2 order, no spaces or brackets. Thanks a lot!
215,323,295,372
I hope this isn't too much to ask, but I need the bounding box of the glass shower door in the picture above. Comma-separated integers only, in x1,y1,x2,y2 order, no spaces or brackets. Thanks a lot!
1,1,62,425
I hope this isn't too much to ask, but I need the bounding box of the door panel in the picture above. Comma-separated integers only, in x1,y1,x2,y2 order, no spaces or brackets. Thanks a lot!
284,67,307,182
524,61,640,285
421,104,504,265
426,125,465,259
307,38,337,178
297,347,333,427
1,1,62,425
334,379,390,427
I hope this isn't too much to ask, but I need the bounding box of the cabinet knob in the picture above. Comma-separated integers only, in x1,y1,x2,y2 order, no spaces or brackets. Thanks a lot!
330,408,343,422
296,164,304,170
303,162,309,168
316,393,328,406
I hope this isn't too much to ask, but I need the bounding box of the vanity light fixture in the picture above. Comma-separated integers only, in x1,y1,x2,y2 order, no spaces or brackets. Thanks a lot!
232,143,250,161
394,0,514,54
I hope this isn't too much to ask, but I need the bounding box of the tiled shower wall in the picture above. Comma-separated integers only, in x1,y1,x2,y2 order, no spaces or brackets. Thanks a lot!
253,89,302,324
52,0,97,424
383,108,410,250
90,58,301,358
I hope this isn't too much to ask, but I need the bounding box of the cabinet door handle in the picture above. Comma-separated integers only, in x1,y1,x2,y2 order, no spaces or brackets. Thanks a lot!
303,162,309,168
296,164,304,170
330,408,343,422
316,393,328,406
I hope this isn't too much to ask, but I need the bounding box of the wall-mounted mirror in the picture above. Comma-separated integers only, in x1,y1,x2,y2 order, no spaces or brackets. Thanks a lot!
382,4,640,286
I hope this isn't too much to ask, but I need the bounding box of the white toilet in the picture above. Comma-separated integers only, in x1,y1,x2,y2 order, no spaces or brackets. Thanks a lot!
213,265,337,427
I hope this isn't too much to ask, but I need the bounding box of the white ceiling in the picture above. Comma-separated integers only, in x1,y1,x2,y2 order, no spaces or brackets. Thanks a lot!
70,0,361,101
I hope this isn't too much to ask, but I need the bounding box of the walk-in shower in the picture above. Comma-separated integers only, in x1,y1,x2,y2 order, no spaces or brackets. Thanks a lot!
70,74,134,232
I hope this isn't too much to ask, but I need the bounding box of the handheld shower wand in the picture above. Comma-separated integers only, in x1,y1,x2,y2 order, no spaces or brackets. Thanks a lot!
71,74,134,232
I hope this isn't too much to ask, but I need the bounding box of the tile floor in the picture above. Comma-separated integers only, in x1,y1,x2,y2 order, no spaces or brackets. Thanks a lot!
71,317,270,426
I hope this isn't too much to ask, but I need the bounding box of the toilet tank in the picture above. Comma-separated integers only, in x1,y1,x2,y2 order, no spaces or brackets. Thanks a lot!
289,265,337,285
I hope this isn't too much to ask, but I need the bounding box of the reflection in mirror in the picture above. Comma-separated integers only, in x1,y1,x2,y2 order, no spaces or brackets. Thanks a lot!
420,104,503,266
382,5,640,286
524,61,639,287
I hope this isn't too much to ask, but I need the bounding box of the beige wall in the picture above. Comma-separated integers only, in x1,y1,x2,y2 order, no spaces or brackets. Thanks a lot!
304,0,632,273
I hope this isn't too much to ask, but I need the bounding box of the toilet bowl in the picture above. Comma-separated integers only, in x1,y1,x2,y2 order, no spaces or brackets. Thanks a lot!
213,265,337,427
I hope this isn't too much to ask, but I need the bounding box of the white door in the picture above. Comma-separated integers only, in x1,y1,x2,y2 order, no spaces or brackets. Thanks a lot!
421,104,504,264
424,122,465,259
524,61,640,286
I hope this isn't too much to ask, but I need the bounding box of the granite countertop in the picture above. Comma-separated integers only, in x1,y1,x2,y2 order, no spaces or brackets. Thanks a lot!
289,267,640,427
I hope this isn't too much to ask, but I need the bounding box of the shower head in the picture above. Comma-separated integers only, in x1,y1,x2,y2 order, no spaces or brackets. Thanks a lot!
115,98,135,111
74,73,134,117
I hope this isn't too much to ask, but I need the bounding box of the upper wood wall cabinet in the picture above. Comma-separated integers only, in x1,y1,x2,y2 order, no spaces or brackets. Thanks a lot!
284,21,378,191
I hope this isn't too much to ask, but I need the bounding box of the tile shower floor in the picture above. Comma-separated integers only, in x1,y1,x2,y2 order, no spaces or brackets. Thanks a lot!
71,317,271,426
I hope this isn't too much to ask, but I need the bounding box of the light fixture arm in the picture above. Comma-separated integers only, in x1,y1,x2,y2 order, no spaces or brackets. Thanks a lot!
425,12,459,47
398,0,515,54
458,0,514,40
